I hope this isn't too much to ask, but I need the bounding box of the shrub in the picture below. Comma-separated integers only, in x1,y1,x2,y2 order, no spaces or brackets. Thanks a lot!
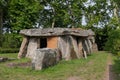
2,33,22,48
104,29,120,54
0,48,19,53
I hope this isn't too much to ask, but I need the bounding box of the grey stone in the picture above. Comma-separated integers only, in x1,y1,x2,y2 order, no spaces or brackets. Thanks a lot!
82,39,90,55
78,39,84,57
26,38,38,59
0,57,8,62
32,48,57,70
58,36,80,60
18,36,29,59
70,36,80,59
20,28,95,37
0,57,16,62
86,39,92,54
18,28,98,60
58,36,71,60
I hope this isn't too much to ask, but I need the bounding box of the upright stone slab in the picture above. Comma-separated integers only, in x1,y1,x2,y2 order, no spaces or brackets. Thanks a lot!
32,48,57,70
58,36,79,60
83,39,91,55
78,39,84,57
58,36,72,60
92,43,98,52
70,36,80,59
86,39,92,54
90,36,95,44
18,36,29,59
65,36,72,60
26,38,38,59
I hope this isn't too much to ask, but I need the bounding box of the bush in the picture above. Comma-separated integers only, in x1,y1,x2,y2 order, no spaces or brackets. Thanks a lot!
0,48,19,53
104,29,120,54
2,33,22,48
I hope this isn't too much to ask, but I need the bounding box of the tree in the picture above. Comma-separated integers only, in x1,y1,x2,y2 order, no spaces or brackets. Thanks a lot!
105,29,120,54
9,0,43,33
0,0,43,48
39,0,87,28
81,0,120,50
39,0,70,28
0,6,3,47
0,0,8,47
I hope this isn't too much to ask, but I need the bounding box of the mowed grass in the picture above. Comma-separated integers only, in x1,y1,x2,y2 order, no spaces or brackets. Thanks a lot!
0,52,108,80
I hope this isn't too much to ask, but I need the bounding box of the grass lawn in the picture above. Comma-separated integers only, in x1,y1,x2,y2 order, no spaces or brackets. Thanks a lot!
0,52,110,80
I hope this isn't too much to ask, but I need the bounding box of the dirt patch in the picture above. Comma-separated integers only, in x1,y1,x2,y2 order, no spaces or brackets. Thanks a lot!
104,54,118,80
7,61,31,68
67,76,81,80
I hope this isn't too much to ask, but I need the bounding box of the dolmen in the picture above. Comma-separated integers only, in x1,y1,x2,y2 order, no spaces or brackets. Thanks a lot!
18,28,98,70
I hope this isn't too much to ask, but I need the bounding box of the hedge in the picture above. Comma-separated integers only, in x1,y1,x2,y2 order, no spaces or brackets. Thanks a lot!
0,48,19,53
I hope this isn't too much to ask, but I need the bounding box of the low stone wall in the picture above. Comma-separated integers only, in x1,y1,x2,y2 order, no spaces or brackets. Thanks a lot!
32,48,57,70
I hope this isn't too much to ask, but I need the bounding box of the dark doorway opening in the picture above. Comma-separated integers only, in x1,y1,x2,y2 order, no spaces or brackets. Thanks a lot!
40,38,47,48
76,37,79,44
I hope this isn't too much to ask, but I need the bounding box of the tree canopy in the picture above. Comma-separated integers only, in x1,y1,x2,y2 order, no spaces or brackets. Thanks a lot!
0,0,120,52
9,0,43,33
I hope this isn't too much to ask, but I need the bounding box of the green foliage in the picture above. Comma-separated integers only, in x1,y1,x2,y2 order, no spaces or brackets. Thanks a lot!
9,0,43,32
105,29,120,54
0,0,7,7
112,54,120,80
112,0,120,7
39,0,86,28
95,28,107,50
0,0,43,48
2,33,22,48
108,17,120,29
0,48,19,53
0,0,119,50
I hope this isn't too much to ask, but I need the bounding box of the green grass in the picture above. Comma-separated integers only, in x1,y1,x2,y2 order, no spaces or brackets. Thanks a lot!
112,55,120,79
0,52,108,80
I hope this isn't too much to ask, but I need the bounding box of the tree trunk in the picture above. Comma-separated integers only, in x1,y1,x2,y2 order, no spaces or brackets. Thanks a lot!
68,5,75,28
0,8,3,47
113,2,118,18
51,18,55,28
113,2,120,29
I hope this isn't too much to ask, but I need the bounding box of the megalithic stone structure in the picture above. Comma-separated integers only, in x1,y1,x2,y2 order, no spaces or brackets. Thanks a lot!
18,28,98,61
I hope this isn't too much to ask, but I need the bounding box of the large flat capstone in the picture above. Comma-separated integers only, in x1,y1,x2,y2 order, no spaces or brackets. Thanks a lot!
20,28,95,37
32,48,57,70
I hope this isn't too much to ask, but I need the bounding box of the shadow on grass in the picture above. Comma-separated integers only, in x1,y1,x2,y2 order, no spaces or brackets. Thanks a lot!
111,58,120,80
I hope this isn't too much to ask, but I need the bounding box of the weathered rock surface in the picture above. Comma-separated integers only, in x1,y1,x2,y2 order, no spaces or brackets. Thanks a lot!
78,39,84,57
0,57,8,62
18,28,98,61
18,36,29,59
86,39,92,54
32,48,57,70
82,39,90,54
58,36,82,60
26,38,38,59
71,36,80,58
0,57,15,62
20,28,95,37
